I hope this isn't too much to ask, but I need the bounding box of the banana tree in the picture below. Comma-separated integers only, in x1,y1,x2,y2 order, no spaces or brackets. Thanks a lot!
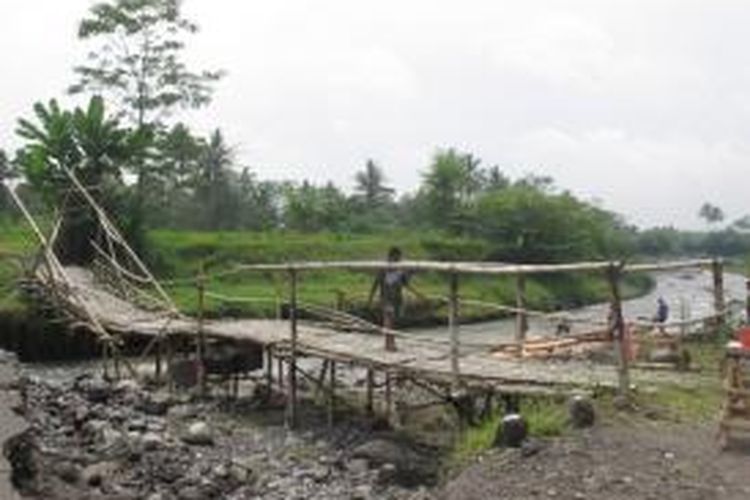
15,96,150,264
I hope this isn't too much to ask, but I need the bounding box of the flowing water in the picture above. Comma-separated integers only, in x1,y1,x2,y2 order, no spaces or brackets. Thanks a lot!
412,269,747,345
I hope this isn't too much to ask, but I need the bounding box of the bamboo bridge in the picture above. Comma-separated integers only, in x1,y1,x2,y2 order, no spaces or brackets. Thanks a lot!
2,170,738,427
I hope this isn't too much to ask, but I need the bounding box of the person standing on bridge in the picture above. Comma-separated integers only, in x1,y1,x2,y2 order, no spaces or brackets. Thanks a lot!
368,246,424,351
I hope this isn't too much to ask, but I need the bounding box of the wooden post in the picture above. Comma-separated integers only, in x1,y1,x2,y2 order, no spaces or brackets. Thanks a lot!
449,272,460,379
746,279,750,325
196,272,207,396
712,259,725,333
365,368,374,417
606,263,630,400
328,361,336,428
265,346,273,389
286,269,299,429
166,335,175,393
155,337,163,381
515,274,528,345
385,372,392,421
101,342,110,380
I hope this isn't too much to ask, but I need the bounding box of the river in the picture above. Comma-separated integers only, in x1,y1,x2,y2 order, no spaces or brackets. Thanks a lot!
412,269,747,345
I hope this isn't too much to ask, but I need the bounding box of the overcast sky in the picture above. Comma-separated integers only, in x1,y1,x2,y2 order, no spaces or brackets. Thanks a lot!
1,1,749,229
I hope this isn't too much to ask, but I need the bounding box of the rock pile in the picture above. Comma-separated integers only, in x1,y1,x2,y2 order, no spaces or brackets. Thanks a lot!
5,373,435,499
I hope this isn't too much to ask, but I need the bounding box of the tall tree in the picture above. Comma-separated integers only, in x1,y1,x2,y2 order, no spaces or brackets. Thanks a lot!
421,148,483,232
354,159,394,210
195,129,236,230
69,0,224,128
698,202,724,227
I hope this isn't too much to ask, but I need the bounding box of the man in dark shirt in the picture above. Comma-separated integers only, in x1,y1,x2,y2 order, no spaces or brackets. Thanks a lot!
368,247,422,351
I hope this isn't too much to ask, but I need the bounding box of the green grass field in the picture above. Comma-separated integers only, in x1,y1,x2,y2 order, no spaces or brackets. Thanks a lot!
1,222,653,324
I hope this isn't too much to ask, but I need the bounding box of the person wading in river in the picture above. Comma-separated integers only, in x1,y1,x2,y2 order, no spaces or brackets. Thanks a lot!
368,246,424,351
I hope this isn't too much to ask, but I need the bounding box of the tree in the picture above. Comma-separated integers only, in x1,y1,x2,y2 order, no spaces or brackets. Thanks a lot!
0,149,13,214
15,97,146,263
69,0,224,128
698,202,724,227
195,129,237,230
420,148,484,233
353,159,394,210
472,186,626,263
283,181,350,232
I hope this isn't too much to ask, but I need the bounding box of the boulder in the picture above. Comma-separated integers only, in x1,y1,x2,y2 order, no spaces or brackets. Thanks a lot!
568,395,596,429
495,413,527,448
181,421,214,446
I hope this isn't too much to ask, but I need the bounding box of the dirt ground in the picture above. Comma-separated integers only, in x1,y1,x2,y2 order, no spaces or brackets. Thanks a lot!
440,419,750,500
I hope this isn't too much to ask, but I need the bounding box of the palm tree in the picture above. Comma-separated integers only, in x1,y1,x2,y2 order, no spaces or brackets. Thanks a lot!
354,159,394,209
196,129,235,229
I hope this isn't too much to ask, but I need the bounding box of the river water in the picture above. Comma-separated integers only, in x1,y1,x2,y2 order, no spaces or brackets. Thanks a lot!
412,269,747,345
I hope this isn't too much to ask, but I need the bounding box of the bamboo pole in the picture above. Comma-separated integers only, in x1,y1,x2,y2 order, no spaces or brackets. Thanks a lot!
233,258,714,277
449,272,460,379
366,368,374,417
328,360,336,428
606,263,630,399
59,165,179,313
385,372,392,422
515,274,528,345
286,269,299,429
712,258,725,334
197,271,207,396
265,346,273,389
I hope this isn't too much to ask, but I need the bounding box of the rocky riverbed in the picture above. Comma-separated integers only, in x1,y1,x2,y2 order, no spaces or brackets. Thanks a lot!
4,373,439,499
0,350,25,500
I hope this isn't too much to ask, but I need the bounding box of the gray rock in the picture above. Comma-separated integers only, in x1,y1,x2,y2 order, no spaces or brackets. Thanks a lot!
82,461,118,487
54,461,82,484
352,484,373,500
181,421,214,446
81,419,108,441
80,376,112,403
142,432,165,451
138,393,172,416
495,413,528,448
568,395,596,428
347,458,370,475
114,379,139,393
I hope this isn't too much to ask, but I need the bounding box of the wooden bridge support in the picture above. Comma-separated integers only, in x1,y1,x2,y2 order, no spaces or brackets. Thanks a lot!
606,263,630,400
712,259,725,333
286,269,299,429
197,272,207,396
365,368,374,417
515,274,528,345
449,272,460,379
265,346,273,389
327,361,336,428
